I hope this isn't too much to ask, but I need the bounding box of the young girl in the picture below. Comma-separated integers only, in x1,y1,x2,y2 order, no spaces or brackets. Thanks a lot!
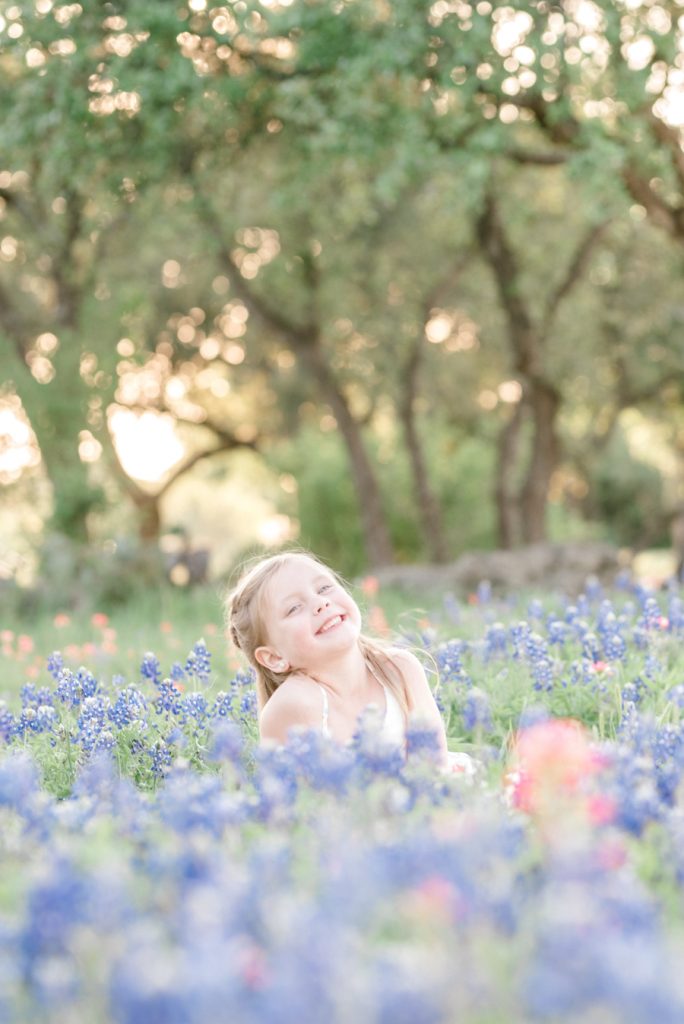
226,550,467,771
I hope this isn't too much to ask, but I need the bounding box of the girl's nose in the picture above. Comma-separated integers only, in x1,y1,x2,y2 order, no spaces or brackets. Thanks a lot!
314,594,330,613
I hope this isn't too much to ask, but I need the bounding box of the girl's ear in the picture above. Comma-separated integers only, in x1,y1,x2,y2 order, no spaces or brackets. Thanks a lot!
255,647,290,673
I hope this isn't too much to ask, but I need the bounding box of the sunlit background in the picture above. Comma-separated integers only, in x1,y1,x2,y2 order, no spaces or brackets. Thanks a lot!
1,0,683,600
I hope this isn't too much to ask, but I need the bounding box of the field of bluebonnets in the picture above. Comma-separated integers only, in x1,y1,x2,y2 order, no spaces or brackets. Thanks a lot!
2,572,684,1023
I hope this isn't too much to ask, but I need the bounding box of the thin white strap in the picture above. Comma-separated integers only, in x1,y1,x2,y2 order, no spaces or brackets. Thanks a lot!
317,684,329,731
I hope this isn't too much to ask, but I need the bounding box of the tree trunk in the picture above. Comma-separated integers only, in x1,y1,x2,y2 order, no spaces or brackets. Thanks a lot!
131,491,163,544
520,383,561,543
401,408,449,563
302,344,395,568
398,330,449,563
13,335,100,543
495,399,525,548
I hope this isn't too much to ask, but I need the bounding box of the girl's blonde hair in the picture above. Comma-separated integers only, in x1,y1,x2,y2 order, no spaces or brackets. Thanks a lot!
224,550,411,718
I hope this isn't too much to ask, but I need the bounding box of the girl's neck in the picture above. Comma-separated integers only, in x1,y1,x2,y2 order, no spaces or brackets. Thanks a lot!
306,644,369,698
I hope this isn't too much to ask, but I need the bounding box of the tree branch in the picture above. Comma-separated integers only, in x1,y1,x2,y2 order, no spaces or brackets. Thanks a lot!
507,147,570,166
476,190,539,378
192,189,316,342
541,219,610,336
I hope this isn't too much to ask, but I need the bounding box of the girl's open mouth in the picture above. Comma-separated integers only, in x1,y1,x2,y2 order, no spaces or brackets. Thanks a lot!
316,614,345,635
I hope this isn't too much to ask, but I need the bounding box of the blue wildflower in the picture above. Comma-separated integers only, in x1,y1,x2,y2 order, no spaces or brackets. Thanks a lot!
139,652,162,686
184,640,211,685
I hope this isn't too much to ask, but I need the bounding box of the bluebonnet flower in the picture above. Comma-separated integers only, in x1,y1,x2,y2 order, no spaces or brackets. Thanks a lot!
603,630,627,662
158,767,236,837
546,619,568,647
564,603,579,625
252,747,300,820
509,620,531,660
46,651,64,680
109,687,148,730
77,695,114,753
462,689,493,734
584,576,604,601
609,710,682,833
667,594,683,630
153,680,185,718
434,640,471,686
239,691,258,721
581,632,601,662
210,691,234,719
0,751,40,809
270,730,356,796
17,704,57,737
442,591,460,623
621,680,646,709
149,740,173,778
56,668,82,707
643,654,662,680
667,685,684,708
350,714,406,781
208,721,244,765
524,632,554,691
615,569,632,590
483,622,507,660
518,705,550,730
170,662,186,684
405,724,443,761
184,640,211,685
139,652,162,686
0,700,15,743
525,856,684,1023
477,579,492,604
20,684,54,710
631,625,650,651
183,692,209,728
76,668,98,699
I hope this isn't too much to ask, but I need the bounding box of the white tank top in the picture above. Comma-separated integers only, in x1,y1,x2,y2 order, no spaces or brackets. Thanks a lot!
317,667,405,745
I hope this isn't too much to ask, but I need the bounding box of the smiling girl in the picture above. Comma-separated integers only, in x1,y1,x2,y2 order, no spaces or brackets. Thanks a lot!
226,550,466,770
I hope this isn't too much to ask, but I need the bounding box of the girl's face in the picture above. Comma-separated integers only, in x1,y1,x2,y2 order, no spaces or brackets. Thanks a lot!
255,557,362,674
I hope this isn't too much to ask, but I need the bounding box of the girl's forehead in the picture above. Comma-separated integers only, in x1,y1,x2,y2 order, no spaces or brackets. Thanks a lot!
266,557,333,598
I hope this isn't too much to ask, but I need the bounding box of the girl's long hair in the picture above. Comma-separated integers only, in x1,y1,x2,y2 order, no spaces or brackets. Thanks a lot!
224,550,412,719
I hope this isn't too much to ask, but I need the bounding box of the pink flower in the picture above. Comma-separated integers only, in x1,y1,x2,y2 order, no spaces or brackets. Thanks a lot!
360,575,380,597
90,612,109,629
368,604,390,637
588,793,617,826
238,945,268,990
508,718,603,816
53,613,71,628
17,634,34,654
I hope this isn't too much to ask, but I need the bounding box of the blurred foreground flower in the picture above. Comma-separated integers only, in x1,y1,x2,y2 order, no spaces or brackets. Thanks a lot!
507,718,615,839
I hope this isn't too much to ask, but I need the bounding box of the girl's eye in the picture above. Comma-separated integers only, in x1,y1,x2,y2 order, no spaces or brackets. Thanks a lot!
286,604,300,616
319,584,333,593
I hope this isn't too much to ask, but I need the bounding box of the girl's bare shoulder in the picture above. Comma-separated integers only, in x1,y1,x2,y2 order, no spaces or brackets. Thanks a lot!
259,673,323,728
381,646,426,677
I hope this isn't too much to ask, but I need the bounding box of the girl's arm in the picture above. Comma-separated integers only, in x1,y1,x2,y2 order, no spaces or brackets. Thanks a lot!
392,649,449,766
